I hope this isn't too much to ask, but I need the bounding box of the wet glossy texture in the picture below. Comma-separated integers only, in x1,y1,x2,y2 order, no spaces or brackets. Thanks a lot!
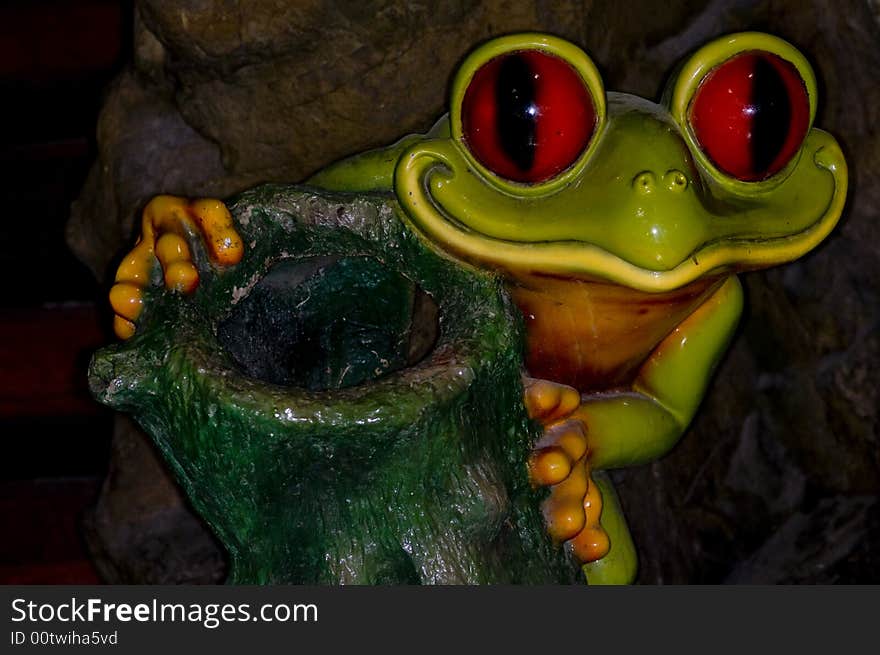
110,196,244,338
690,51,810,180
511,272,723,391
462,50,596,183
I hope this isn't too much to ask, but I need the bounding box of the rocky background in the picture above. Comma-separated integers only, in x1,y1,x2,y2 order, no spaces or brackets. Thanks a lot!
67,0,880,583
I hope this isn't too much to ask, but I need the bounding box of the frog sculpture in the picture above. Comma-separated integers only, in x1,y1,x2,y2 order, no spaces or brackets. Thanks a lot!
104,32,847,584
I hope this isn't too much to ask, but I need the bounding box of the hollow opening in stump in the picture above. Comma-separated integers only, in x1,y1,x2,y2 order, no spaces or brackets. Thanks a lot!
218,256,439,391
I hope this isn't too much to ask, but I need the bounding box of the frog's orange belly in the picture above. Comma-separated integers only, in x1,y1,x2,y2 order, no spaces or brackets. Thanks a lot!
506,272,725,392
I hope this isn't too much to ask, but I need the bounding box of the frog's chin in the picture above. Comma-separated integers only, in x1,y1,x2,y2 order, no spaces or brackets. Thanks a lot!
394,138,848,294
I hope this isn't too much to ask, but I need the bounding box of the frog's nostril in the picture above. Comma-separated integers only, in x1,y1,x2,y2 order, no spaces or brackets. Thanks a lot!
632,171,656,195
664,169,689,193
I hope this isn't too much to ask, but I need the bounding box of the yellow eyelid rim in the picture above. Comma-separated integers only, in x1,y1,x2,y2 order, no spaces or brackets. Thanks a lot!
449,32,607,197
670,32,819,194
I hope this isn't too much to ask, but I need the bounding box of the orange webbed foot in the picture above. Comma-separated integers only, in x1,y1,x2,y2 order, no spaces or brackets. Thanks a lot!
524,377,611,564
109,195,244,339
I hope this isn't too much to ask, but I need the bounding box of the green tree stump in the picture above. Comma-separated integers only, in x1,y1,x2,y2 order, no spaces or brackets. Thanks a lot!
89,185,578,584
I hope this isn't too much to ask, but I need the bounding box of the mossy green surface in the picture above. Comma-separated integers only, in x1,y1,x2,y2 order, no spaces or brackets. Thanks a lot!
90,185,578,584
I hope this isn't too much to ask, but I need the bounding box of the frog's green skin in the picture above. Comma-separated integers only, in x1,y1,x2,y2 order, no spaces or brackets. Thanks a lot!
306,32,847,584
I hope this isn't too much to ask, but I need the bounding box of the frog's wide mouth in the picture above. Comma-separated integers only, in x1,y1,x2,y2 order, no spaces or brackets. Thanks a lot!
393,133,847,293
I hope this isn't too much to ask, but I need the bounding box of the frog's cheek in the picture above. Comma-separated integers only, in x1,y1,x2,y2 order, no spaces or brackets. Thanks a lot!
767,133,847,262
394,140,480,257
394,141,547,272
702,130,847,272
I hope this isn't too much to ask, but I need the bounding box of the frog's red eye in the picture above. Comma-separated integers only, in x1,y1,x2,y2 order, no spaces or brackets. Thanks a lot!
461,50,597,184
689,51,810,181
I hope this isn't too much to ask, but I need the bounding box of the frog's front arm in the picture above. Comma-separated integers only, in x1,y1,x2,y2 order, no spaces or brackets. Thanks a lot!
530,275,743,584
582,275,744,470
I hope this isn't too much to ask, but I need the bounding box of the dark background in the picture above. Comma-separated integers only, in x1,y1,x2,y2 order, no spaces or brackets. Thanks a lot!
1,0,878,584
0,0,128,583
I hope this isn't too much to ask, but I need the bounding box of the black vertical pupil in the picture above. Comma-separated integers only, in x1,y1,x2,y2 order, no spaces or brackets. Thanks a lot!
751,56,791,175
496,55,537,172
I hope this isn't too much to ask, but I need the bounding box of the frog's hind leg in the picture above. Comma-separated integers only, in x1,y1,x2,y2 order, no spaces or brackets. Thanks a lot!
579,471,637,585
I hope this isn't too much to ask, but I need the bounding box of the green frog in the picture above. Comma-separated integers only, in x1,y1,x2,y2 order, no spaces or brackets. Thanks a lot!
108,32,847,584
